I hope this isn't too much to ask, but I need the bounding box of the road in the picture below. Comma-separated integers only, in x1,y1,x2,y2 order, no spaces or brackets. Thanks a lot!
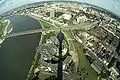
6,21,97,38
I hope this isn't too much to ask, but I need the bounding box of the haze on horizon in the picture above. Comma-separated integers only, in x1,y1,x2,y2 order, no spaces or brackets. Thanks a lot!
0,0,120,17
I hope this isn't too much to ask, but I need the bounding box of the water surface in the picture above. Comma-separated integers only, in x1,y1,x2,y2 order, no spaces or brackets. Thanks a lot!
0,15,41,80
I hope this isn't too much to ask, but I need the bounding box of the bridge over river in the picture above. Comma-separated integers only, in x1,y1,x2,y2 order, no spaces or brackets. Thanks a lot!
6,21,97,38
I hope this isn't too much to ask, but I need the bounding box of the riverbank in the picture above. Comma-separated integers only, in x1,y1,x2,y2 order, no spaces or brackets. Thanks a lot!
26,15,43,80
0,19,11,44
0,15,42,80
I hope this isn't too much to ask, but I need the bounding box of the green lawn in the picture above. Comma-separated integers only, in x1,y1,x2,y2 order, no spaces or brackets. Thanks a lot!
73,40,98,80
38,18,54,28
0,21,7,35
63,30,98,80
0,20,10,37
63,31,74,51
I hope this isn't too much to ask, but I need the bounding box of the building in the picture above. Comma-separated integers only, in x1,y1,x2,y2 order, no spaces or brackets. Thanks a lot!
109,67,119,80
49,9,55,18
91,60,103,74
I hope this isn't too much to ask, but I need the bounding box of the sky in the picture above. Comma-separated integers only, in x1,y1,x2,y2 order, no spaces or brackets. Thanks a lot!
0,0,120,16
0,0,4,4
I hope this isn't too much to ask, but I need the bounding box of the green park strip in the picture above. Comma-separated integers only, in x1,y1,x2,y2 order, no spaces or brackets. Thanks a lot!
73,40,98,80
0,20,10,36
0,20,11,44
63,30,75,52
38,18,55,28
38,71,55,80
63,30,98,80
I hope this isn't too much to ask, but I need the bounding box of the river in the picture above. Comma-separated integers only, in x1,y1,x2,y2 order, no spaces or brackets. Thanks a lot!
0,15,41,80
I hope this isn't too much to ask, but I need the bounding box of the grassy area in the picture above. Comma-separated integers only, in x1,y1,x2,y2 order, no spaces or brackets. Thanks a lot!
0,20,9,36
65,30,74,38
67,30,74,36
38,18,54,28
63,31,74,51
73,40,98,80
63,30,76,51
38,72,54,80
63,30,98,80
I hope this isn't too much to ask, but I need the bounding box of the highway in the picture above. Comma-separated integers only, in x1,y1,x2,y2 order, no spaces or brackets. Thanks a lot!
6,21,97,38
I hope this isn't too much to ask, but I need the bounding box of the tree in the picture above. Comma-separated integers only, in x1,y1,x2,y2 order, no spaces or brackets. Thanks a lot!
45,75,57,80
55,12,64,17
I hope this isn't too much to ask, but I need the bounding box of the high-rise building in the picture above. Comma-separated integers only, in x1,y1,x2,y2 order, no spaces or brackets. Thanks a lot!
49,9,55,18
